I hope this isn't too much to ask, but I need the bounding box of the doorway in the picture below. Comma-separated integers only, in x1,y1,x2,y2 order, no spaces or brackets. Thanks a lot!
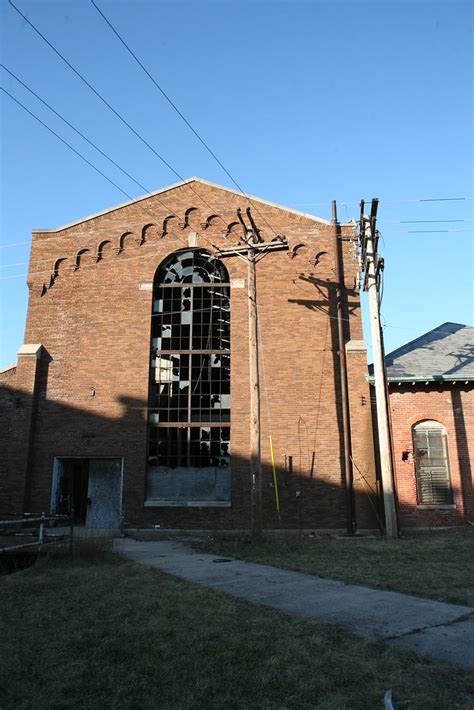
51,458,123,528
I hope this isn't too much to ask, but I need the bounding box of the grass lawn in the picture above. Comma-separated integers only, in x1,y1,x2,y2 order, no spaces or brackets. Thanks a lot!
1,553,473,709
198,529,474,607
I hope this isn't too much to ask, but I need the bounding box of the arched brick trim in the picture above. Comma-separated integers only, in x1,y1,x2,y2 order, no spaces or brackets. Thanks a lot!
181,207,199,229
73,249,90,271
140,223,158,245
201,214,220,230
408,413,451,428
223,221,240,238
96,240,112,262
162,215,178,237
116,231,134,254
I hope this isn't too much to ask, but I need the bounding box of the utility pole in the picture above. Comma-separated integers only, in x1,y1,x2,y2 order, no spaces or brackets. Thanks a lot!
360,199,398,539
332,201,356,535
216,208,288,543
247,237,262,543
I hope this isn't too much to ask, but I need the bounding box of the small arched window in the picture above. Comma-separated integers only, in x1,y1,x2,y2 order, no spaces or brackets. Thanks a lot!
146,249,231,503
412,420,453,505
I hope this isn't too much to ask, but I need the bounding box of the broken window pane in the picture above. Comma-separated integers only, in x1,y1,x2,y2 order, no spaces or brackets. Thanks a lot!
148,250,231,491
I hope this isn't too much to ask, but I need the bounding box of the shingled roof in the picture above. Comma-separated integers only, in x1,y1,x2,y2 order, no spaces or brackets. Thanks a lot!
376,322,474,382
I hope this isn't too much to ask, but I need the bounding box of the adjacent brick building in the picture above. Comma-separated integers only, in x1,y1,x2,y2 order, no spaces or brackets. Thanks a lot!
382,323,474,528
0,178,378,531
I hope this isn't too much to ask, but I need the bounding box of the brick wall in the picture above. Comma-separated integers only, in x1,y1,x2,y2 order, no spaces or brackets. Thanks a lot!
3,179,378,530
388,383,474,527
0,346,42,513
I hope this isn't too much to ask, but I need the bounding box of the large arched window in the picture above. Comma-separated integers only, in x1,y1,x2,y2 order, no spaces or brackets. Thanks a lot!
412,420,453,505
146,249,231,504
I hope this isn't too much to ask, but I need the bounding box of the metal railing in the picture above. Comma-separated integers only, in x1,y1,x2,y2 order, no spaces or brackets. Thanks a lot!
0,513,74,554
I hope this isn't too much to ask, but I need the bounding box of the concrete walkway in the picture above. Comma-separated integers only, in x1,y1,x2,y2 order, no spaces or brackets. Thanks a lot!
114,538,474,669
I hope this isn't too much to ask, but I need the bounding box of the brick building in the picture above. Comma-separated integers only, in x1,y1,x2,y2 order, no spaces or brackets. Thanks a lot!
382,323,474,528
0,178,377,532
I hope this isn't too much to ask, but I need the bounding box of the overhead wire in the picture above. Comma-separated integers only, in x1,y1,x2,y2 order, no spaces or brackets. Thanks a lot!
1,213,473,253
290,196,474,208
1,88,135,201
0,66,237,258
380,219,473,224
0,241,31,250
1,63,160,199
0,82,255,278
0,228,332,253
0,87,198,259
88,0,282,240
1,8,472,341
6,0,238,228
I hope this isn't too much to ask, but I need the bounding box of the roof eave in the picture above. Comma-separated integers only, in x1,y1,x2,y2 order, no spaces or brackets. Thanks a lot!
32,176,337,234
367,374,474,384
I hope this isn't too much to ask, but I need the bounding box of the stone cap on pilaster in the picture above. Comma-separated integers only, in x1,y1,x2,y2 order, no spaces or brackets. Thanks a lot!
17,344,43,359
345,340,367,354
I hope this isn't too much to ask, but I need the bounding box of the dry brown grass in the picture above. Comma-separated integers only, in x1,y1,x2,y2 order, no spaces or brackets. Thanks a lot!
0,553,473,709
199,528,474,606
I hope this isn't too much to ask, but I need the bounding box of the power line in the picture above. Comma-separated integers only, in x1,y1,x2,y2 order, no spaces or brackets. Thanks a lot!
0,64,219,243
0,227,331,255
0,86,186,240
0,83,247,281
390,229,474,234
6,0,230,225
0,216,352,256
89,1,234,188
0,223,471,261
386,219,473,224
0,242,212,281
1,63,154,197
0,84,238,263
290,196,474,207
0,241,31,250
88,0,281,240
0,91,232,279
1,87,134,201
0,261,30,269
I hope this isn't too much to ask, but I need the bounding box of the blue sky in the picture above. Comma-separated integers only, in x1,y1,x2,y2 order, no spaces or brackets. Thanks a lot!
1,0,472,367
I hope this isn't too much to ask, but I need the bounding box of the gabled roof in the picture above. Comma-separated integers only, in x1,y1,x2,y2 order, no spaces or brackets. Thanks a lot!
32,176,335,233
380,322,474,382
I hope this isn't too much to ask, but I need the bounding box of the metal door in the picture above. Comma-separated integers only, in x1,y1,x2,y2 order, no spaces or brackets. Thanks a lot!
86,459,122,528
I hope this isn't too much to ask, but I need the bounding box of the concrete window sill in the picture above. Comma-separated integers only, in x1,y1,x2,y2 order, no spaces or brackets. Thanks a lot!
416,504,457,510
144,500,231,508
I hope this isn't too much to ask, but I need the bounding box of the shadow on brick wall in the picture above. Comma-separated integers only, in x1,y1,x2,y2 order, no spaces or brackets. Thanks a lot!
0,378,385,532
1,382,470,531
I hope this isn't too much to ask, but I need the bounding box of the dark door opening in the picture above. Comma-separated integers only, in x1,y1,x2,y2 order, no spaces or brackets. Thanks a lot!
56,459,89,523
52,458,123,528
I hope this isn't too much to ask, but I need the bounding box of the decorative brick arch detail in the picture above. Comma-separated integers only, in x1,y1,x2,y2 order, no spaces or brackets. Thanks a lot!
223,221,240,238
181,207,200,229
116,231,134,254
96,240,112,262
41,257,68,294
73,248,90,271
201,214,220,230
37,206,232,296
140,223,159,245
162,215,179,237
